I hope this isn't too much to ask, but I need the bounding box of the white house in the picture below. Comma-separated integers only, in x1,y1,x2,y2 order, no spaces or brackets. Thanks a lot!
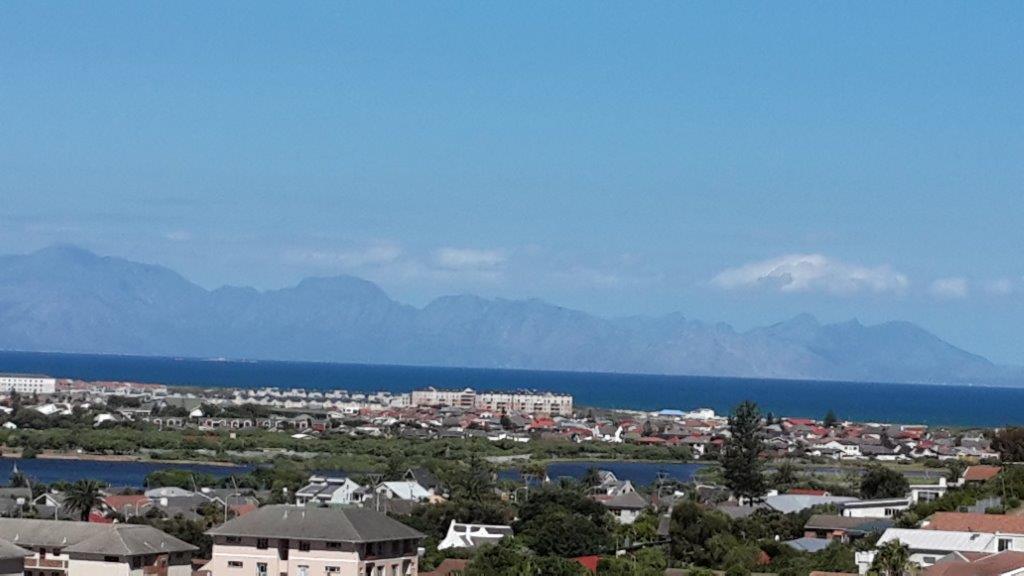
376,481,432,502
437,520,514,550
841,497,911,519
856,528,1024,574
295,475,365,506
910,477,949,504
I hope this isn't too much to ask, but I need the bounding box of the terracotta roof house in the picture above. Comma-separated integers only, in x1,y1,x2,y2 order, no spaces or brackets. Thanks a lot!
962,466,1003,485
924,513,1024,534
420,558,469,576
924,550,1024,576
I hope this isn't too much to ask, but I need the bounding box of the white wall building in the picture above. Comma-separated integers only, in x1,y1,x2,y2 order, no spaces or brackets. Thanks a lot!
411,387,573,415
856,528,1024,574
0,374,56,395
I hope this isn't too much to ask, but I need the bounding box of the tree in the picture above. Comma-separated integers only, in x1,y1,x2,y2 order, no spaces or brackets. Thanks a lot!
772,460,798,488
64,479,103,521
992,428,1024,462
823,409,838,429
722,401,767,502
872,539,911,576
669,500,732,565
860,466,909,500
463,538,588,576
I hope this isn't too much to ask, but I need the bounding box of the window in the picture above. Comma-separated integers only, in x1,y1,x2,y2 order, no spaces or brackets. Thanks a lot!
104,556,120,563
256,539,269,550
297,565,309,576
226,536,241,544
326,542,342,550
299,541,310,552
999,538,1013,552
257,562,268,576
326,568,340,574
228,561,243,568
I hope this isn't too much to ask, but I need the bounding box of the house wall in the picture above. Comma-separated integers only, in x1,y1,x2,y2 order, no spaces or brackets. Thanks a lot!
207,537,418,576
843,504,908,518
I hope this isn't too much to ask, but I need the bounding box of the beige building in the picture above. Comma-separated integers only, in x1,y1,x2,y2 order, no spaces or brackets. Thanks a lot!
0,518,196,576
411,387,572,415
204,505,424,576
0,373,56,395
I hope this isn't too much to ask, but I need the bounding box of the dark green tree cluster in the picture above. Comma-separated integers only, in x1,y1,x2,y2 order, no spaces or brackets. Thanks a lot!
859,466,910,499
721,401,768,502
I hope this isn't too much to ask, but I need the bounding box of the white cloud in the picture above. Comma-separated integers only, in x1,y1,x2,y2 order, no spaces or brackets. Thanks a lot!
165,230,193,242
433,247,506,270
711,254,908,295
985,278,1014,296
286,242,403,268
929,277,969,299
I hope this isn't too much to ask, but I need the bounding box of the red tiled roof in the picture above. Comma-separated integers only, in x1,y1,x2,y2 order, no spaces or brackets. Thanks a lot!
420,559,470,576
925,512,1024,534
574,555,600,572
230,503,258,517
963,465,1002,482
924,551,1024,576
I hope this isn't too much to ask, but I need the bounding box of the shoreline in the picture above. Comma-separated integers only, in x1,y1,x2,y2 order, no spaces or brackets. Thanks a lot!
0,451,243,468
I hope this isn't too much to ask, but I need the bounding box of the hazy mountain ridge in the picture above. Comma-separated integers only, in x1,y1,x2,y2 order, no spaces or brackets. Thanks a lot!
0,245,1017,385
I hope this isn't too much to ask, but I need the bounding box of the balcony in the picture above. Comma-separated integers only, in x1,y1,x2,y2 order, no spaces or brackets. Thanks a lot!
26,558,67,569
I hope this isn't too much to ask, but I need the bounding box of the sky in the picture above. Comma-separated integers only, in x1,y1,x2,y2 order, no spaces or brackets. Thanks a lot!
1,2,1023,362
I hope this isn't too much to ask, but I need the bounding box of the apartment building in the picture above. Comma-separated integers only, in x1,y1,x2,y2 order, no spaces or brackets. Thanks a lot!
0,374,56,395
204,505,424,576
411,387,573,415
0,518,196,576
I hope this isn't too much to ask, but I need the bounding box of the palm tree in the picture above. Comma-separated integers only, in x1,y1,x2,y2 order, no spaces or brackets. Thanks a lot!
872,539,912,576
63,479,103,521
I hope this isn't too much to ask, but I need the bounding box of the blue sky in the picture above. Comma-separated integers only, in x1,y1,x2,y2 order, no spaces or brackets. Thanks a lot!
2,3,1023,362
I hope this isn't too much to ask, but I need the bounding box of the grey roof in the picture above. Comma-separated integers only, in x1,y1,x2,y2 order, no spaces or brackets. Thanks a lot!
208,505,425,543
0,537,30,560
597,492,648,510
784,537,833,553
0,519,197,556
805,514,894,535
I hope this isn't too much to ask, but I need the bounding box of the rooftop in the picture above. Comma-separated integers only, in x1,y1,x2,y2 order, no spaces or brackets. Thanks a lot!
207,505,424,543
0,519,196,556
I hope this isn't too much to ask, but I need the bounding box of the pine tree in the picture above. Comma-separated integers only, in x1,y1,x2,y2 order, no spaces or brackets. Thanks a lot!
824,409,838,428
722,401,767,502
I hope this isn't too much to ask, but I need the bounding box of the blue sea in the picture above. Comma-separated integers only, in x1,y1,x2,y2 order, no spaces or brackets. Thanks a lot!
0,458,251,488
0,350,1022,426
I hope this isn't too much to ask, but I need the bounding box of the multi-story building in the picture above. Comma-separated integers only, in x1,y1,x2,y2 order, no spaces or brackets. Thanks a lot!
0,518,196,576
0,374,56,395
410,388,476,410
411,387,573,415
204,505,424,576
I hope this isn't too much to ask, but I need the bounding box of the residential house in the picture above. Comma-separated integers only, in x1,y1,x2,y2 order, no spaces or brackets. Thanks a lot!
593,491,648,525
922,550,1024,576
961,466,1002,486
0,518,196,576
375,482,432,503
803,515,893,543
437,520,513,551
841,498,911,519
204,505,424,576
911,478,951,504
923,513,1024,534
295,476,366,507
857,529,1024,574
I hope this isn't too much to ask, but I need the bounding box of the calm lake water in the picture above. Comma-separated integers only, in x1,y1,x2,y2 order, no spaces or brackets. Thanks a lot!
499,461,707,487
0,458,251,488
1,350,1022,426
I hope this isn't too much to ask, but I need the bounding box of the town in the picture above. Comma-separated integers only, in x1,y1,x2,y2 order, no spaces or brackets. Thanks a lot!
0,372,1021,576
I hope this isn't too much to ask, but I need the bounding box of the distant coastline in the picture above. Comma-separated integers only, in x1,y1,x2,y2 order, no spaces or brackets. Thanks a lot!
2,349,1024,426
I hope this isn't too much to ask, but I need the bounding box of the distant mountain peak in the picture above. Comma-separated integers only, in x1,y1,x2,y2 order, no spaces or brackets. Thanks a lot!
0,246,1015,385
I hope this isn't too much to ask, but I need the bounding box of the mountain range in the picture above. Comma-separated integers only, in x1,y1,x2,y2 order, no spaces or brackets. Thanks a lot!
0,245,1018,385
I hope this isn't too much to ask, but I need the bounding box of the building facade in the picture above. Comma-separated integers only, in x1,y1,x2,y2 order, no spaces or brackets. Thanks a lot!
205,505,424,576
411,387,573,415
0,374,56,395
0,519,196,576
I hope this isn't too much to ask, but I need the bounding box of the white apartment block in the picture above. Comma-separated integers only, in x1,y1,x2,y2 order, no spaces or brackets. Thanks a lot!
411,387,573,415
0,374,56,395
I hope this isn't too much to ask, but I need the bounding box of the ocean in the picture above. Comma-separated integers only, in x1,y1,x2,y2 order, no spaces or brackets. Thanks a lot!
0,350,1021,426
